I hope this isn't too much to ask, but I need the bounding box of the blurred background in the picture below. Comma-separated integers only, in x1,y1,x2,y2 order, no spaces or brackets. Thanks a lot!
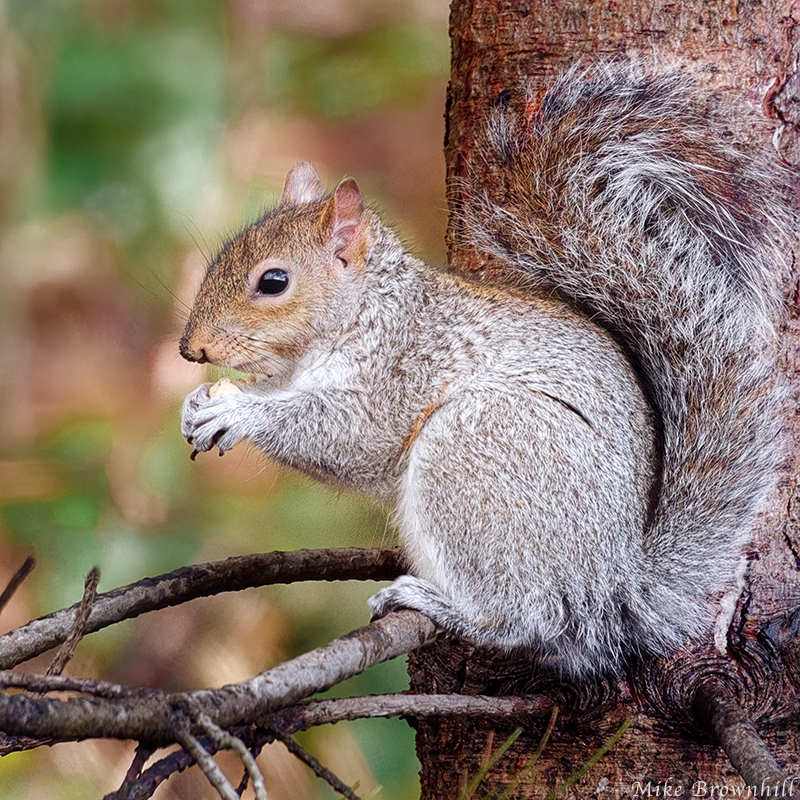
0,0,450,796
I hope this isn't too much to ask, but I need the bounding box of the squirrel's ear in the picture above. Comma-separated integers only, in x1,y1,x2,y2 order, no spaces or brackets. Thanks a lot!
281,162,325,206
329,178,367,265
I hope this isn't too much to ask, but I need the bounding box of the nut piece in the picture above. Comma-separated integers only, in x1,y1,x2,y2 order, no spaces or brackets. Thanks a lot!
209,378,243,398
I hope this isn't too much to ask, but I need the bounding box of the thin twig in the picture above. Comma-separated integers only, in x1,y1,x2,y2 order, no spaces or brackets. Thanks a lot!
105,744,195,800
106,730,274,799
124,743,155,785
693,681,787,797
274,728,361,800
0,556,35,617
106,742,158,800
0,547,404,670
0,731,61,755
46,566,99,677
196,713,267,800
0,671,147,698
174,726,240,800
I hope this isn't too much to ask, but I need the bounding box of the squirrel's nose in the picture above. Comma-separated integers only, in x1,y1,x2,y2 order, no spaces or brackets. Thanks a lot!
179,336,209,364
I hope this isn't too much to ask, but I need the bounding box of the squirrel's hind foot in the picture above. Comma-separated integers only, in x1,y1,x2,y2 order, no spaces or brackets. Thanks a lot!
368,575,464,632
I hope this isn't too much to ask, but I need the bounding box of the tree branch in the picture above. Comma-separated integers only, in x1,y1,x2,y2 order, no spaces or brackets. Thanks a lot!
174,723,241,800
0,547,405,670
0,555,35,617
274,729,362,799
106,745,181,800
195,713,267,800
268,692,553,733
45,566,99,678
692,680,788,797
0,671,146,698
108,692,550,798
0,609,435,746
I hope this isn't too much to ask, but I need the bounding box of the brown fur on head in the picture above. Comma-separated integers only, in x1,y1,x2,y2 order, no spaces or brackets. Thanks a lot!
179,162,369,379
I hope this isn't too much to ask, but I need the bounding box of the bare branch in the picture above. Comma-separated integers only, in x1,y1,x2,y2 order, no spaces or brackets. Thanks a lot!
0,731,61,755
0,556,35,617
693,680,787,796
105,692,546,799
0,664,141,755
196,713,267,800
0,610,436,746
105,745,187,800
269,692,552,733
46,566,99,677
124,742,155,785
274,728,362,800
174,724,241,800
0,671,144,698
0,547,404,670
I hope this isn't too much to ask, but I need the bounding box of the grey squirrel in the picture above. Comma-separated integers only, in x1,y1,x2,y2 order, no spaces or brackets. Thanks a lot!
179,64,788,677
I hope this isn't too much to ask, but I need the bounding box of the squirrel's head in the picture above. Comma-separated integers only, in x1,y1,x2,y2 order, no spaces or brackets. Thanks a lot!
179,162,372,379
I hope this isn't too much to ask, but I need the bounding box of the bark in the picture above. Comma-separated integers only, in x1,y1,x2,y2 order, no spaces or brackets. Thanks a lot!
409,2,800,797
0,609,437,748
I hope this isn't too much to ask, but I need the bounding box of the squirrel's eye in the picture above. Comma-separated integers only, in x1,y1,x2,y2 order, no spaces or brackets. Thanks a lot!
257,268,289,296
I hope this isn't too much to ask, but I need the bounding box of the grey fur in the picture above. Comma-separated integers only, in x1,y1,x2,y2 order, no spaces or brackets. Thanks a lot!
180,64,788,677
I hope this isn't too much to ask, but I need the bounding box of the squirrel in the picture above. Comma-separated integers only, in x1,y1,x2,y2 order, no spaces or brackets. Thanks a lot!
179,63,789,678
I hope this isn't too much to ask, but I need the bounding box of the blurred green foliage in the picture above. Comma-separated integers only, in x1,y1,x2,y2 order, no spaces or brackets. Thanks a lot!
48,28,224,238
0,0,448,797
9,0,227,275
266,26,449,119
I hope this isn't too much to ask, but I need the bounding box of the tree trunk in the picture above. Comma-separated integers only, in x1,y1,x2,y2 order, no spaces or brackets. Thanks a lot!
410,2,800,796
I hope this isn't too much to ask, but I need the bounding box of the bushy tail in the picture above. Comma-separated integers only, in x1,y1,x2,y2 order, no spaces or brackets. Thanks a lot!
462,62,789,637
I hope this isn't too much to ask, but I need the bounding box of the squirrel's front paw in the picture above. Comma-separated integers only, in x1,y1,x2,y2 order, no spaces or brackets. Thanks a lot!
180,383,249,457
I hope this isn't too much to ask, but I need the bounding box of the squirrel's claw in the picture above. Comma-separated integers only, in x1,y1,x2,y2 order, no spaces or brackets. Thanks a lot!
181,382,250,457
368,576,458,629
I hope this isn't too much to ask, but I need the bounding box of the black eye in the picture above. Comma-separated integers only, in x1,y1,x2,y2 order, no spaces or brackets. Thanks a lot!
257,268,289,295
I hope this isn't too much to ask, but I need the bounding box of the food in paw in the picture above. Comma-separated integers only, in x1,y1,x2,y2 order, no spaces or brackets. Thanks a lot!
209,377,243,397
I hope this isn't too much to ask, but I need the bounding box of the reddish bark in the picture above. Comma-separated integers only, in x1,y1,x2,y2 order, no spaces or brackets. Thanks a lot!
409,2,800,796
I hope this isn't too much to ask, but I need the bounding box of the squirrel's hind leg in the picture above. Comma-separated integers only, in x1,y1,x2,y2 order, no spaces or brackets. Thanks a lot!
368,575,464,632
